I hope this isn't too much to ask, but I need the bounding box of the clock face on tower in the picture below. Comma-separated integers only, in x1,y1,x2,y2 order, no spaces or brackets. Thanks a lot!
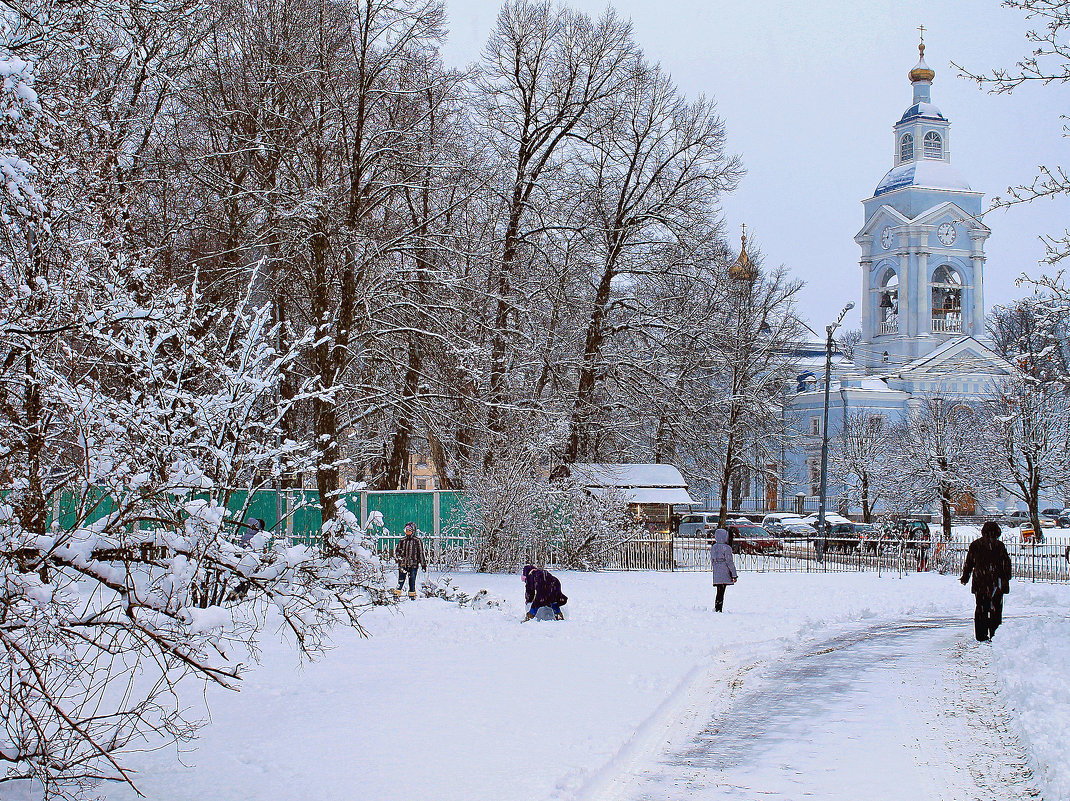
880,227,893,249
938,222,957,246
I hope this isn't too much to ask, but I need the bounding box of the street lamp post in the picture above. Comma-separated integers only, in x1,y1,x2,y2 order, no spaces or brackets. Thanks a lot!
816,302,855,558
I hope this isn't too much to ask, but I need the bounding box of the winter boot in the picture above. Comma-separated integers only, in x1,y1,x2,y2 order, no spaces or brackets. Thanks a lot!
554,612,565,621
523,613,535,622
408,591,417,600
392,587,402,597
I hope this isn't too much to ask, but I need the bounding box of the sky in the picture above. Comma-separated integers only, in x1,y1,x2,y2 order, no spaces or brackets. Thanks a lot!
436,0,1070,334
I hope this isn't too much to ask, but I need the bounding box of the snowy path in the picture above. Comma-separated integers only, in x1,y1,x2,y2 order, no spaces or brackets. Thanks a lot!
592,617,1042,801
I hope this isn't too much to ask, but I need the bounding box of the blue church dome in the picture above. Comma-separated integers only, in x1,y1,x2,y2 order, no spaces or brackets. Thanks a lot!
898,101,946,123
874,159,971,197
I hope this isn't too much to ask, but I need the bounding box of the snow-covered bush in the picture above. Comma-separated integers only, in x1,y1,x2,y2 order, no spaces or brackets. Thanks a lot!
419,576,500,609
452,457,641,572
0,24,388,797
549,485,645,570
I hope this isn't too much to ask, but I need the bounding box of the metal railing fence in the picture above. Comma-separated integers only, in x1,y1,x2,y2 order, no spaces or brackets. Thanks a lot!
381,532,1070,584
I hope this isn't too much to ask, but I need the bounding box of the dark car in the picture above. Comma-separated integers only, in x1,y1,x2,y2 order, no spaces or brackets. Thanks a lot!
1041,507,1070,528
851,523,880,553
826,522,864,553
727,522,783,555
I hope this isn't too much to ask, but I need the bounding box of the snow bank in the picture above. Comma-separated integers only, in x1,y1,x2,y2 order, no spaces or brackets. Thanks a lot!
95,571,1069,801
990,586,1070,800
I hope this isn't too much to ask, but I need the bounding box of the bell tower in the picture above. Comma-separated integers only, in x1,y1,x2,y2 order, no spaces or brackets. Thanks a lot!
854,36,991,372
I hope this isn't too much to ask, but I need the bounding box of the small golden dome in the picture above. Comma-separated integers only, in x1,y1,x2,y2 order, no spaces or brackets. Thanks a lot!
909,41,935,83
729,226,758,282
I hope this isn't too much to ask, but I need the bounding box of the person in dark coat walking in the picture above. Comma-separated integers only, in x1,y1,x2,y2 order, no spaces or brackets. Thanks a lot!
960,520,1012,642
393,522,427,600
710,528,738,612
522,565,568,621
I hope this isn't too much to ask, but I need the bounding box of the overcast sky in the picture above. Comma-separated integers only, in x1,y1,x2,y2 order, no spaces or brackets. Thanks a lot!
437,0,1070,333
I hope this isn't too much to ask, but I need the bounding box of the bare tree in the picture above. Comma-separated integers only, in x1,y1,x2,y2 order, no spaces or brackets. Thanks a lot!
955,0,1070,264
831,410,893,522
560,58,742,463
476,0,637,463
887,395,988,537
982,375,1070,534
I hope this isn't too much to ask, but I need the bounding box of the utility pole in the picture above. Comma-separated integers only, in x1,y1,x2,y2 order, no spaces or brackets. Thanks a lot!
817,302,855,558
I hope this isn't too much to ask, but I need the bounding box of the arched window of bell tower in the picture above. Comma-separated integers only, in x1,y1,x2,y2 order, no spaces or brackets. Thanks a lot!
877,270,899,335
923,131,942,159
899,133,914,163
931,265,963,334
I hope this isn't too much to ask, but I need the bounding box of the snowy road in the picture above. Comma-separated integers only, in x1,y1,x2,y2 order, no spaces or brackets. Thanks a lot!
597,617,1042,801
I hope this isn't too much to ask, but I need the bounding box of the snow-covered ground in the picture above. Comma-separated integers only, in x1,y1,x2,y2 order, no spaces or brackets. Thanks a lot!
94,570,1068,801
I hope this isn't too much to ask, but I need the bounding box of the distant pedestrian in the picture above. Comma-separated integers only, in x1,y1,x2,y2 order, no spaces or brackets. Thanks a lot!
960,521,1012,642
710,528,738,612
522,565,568,621
393,522,427,600
239,517,264,548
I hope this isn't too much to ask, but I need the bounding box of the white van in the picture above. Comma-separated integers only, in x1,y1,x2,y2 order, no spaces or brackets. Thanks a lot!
677,512,719,538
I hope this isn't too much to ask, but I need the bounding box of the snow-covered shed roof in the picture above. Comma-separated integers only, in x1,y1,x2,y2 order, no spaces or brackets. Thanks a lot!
567,463,699,506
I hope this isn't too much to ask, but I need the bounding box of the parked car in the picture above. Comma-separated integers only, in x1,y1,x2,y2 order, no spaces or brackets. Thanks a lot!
1040,507,1070,528
822,522,857,553
801,513,853,533
854,523,888,554
726,521,783,555
761,513,817,537
1004,510,1056,529
676,512,719,539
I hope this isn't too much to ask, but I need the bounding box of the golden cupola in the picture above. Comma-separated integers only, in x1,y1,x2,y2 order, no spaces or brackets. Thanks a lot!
729,226,758,282
909,41,935,83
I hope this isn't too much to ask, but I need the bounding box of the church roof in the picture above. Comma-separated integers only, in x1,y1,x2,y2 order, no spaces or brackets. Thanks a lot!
874,159,971,197
898,101,945,123
892,336,1012,377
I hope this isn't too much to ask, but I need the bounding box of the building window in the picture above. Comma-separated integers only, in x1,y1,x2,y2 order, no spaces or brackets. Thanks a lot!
899,133,914,163
867,414,885,431
810,417,821,435
416,479,427,490
923,131,942,159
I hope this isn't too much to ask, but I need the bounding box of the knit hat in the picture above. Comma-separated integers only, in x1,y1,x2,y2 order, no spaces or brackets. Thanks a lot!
981,520,1002,538
404,521,416,534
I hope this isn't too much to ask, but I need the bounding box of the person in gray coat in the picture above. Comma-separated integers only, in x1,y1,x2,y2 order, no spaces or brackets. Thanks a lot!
710,527,738,612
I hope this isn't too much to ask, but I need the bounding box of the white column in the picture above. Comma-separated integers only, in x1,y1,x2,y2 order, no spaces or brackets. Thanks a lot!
860,257,873,342
971,256,985,335
898,248,911,337
916,250,930,338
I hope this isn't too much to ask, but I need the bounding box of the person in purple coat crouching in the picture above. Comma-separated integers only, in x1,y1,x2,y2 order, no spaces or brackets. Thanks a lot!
522,565,568,621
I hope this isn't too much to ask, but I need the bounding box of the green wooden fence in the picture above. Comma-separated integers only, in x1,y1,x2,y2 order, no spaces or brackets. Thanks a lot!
27,488,468,553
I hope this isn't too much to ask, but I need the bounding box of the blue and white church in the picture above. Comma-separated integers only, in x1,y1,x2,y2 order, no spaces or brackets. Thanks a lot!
782,41,1014,515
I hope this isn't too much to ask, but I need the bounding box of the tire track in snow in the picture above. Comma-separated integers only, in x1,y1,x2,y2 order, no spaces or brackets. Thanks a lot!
605,617,1042,801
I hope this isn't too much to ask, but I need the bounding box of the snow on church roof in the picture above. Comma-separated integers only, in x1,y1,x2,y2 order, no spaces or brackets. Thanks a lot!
898,101,945,123
874,159,971,197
